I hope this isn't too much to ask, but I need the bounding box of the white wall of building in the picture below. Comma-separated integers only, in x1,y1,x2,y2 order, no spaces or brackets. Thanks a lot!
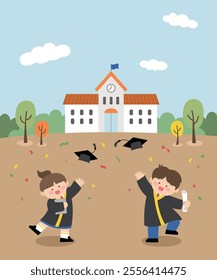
65,105,99,133
123,105,158,133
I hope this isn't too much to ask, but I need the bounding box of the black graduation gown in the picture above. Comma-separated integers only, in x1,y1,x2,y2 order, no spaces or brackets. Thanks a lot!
137,176,183,226
40,181,81,229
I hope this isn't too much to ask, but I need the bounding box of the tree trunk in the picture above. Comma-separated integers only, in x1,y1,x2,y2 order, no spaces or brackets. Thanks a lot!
192,122,196,143
24,121,27,143
176,131,179,145
40,131,43,145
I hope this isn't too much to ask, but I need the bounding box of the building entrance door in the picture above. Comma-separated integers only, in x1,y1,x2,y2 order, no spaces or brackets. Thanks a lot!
104,108,118,132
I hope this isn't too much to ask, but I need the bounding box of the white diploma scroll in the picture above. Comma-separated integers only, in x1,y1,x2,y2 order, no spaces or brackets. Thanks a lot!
181,190,188,212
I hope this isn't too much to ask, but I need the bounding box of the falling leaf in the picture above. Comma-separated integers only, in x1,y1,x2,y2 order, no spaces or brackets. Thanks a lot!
116,156,120,162
44,153,49,158
148,157,153,162
200,154,205,158
198,196,202,200
101,142,106,148
13,163,19,169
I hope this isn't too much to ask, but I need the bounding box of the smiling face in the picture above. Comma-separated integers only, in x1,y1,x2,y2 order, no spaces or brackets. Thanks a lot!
41,181,69,199
150,177,179,196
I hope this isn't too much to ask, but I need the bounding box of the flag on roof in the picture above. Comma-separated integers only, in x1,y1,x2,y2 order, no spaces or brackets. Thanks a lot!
111,63,119,70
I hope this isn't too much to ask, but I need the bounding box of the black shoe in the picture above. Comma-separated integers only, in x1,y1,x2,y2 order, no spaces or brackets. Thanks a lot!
29,225,41,235
60,236,74,242
165,230,178,235
146,238,158,243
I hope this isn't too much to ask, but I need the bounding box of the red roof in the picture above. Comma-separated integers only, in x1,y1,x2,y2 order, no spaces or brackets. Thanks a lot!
63,94,98,104
95,71,127,92
63,94,159,105
124,94,159,104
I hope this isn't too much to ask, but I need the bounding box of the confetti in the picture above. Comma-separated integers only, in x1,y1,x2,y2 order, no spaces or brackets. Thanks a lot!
101,142,106,148
193,184,196,188
91,184,96,188
9,173,14,178
200,154,205,158
198,196,202,200
13,164,19,169
188,157,193,163
148,157,153,162
197,165,200,168
116,156,120,162
60,141,69,147
100,165,107,169
44,153,49,158
20,197,23,202
25,178,29,182
161,145,170,153
29,150,33,155
65,160,68,163
128,188,131,192
88,196,91,200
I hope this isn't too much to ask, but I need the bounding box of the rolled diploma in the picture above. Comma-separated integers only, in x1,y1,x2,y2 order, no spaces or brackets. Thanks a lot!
181,190,188,212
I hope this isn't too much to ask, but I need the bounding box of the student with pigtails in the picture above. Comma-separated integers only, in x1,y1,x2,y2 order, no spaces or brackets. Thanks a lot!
29,170,85,242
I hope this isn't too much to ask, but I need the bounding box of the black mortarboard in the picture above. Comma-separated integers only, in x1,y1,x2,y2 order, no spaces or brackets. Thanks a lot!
114,137,147,150
74,143,98,163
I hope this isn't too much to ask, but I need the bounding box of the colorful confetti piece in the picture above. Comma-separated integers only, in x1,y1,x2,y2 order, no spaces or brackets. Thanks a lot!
161,145,170,153
100,165,107,169
197,165,200,168
101,142,106,148
88,196,91,200
13,163,19,169
20,197,23,202
60,141,69,147
29,150,33,155
44,153,49,158
193,184,196,188
116,156,120,162
128,188,131,192
9,173,14,178
148,157,153,162
25,178,29,182
200,154,205,158
91,184,96,188
188,157,193,163
198,196,202,200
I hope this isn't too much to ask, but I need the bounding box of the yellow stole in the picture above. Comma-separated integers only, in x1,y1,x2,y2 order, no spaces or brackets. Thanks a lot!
55,193,67,227
153,192,165,225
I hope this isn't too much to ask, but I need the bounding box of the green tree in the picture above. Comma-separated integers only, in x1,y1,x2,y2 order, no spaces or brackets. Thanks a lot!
201,112,217,136
158,113,175,133
0,114,19,138
183,99,204,143
16,101,36,143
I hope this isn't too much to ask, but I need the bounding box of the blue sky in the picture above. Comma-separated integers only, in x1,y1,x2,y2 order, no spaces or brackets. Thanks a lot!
0,0,216,118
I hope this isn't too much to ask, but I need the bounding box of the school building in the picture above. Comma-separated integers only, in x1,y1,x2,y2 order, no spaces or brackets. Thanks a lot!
63,71,159,133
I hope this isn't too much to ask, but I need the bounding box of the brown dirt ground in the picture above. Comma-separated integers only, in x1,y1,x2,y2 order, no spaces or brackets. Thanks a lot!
0,133,216,260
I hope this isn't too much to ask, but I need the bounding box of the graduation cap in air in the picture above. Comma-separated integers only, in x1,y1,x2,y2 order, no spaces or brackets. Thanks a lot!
74,143,98,163
114,137,147,150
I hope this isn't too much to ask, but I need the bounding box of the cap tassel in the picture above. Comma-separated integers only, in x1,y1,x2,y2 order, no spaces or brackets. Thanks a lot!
114,139,129,147
92,143,97,153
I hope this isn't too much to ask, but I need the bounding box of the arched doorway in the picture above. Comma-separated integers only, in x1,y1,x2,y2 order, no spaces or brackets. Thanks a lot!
104,108,118,132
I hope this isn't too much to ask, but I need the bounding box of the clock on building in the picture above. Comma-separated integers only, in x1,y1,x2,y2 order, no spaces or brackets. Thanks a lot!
106,83,116,93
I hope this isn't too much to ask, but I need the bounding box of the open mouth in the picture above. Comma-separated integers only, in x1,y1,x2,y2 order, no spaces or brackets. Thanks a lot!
55,190,60,195
158,186,164,192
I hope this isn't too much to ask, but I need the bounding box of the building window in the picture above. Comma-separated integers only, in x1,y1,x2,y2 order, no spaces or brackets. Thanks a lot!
89,118,93,124
139,110,142,115
129,110,133,115
139,118,142,124
129,118,133,124
148,118,152,124
89,109,93,115
80,118,84,124
116,97,119,104
71,118,75,124
110,97,113,104
71,110,75,115
148,109,152,115
80,109,84,115
103,97,106,104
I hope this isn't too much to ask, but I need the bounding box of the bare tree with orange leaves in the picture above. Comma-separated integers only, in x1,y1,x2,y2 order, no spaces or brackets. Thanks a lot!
35,121,48,146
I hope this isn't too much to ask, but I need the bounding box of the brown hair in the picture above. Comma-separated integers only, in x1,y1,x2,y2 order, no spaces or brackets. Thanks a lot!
37,170,66,191
152,165,182,189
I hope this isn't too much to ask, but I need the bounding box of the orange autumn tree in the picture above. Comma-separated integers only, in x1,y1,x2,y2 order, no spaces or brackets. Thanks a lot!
35,121,48,146
171,120,184,145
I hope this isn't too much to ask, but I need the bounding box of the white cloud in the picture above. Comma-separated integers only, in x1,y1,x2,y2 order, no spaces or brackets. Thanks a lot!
20,43,71,66
140,59,168,71
163,13,198,29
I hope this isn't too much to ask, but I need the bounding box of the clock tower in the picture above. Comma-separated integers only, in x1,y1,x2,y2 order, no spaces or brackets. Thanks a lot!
95,71,127,132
